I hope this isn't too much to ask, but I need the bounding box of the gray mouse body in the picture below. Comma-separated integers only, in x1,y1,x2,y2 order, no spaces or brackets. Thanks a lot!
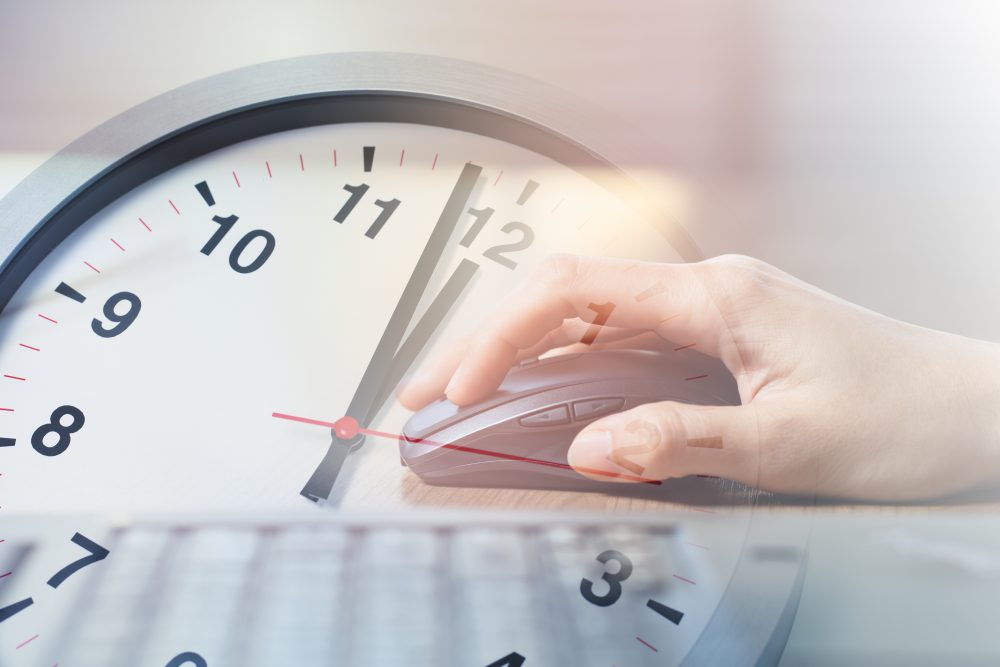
400,349,740,491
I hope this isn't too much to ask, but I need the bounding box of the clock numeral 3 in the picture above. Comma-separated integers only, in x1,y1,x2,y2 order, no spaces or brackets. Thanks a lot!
580,549,633,607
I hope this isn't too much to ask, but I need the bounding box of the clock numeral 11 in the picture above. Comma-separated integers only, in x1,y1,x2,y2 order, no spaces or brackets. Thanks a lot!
334,182,400,239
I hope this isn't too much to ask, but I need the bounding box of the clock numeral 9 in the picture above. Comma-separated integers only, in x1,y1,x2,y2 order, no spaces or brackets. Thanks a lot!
460,207,535,270
91,291,142,338
31,405,85,457
202,214,276,274
580,549,633,607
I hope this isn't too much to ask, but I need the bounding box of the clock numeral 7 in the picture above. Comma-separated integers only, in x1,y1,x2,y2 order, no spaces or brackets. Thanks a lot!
0,532,109,624
47,532,109,588
334,182,401,239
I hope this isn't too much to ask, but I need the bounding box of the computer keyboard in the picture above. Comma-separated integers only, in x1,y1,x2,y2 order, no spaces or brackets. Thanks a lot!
0,513,730,667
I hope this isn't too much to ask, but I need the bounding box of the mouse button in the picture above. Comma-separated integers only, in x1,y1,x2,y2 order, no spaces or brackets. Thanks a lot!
517,404,571,427
403,398,463,439
571,397,626,422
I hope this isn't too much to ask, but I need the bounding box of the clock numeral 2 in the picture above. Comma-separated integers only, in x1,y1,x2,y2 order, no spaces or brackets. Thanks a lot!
334,182,400,239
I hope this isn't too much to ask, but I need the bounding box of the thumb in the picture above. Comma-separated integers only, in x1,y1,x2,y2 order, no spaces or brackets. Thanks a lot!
567,401,760,485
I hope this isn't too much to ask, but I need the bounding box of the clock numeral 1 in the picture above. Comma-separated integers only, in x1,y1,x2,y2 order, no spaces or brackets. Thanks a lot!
334,182,401,239
580,301,616,345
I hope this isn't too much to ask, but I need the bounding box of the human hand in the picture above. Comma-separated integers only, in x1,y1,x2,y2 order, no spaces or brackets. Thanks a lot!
398,254,1000,501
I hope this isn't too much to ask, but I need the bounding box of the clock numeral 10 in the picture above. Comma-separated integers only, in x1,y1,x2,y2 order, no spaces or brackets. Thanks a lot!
334,182,400,239
201,214,276,274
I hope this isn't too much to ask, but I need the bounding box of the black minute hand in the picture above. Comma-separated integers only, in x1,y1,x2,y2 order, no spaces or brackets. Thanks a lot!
300,162,483,503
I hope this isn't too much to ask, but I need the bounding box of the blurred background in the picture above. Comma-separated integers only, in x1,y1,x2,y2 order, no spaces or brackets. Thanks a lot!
2,0,1000,341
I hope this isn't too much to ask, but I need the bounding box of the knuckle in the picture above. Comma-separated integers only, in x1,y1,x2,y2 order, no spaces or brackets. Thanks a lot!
699,253,773,298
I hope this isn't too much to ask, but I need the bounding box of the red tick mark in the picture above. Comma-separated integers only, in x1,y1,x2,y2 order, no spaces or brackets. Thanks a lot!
399,149,405,166
37,314,57,324
673,342,696,351
4,375,26,381
232,170,241,188
299,154,305,171
266,161,272,178
672,573,697,585
0,408,12,412
111,238,125,252
84,261,100,274
139,217,152,232
685,374,709,381
551,198,564,213
332,149,338,167
636,637,658,652
431,153,438,170
19,344,40,352
15,634,38,650
493,170,503,186
169,200,180,215
0,572,10,579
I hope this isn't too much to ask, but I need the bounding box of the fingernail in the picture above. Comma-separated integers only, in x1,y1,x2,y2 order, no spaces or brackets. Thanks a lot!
568,429,613,471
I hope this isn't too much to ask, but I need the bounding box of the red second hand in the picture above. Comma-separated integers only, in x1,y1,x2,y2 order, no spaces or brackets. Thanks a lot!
272,412,662,485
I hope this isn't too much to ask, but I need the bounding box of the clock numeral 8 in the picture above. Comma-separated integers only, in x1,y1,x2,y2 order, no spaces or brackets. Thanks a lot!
31,405,85,457
580,549,633,607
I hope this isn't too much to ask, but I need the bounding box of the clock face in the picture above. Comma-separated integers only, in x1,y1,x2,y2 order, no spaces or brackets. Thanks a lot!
0,56,805,667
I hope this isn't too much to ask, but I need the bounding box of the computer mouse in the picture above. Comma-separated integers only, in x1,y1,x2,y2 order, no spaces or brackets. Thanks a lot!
400,348,740,491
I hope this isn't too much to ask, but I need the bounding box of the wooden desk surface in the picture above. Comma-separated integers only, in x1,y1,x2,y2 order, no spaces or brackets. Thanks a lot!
337,436,1000,516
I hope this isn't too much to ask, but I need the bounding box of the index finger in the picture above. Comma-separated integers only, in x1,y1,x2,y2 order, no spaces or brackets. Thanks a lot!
444,253,729,406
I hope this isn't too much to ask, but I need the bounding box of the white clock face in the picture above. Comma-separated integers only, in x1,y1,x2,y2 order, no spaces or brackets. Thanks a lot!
0,74,803,667
0,121,694,514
